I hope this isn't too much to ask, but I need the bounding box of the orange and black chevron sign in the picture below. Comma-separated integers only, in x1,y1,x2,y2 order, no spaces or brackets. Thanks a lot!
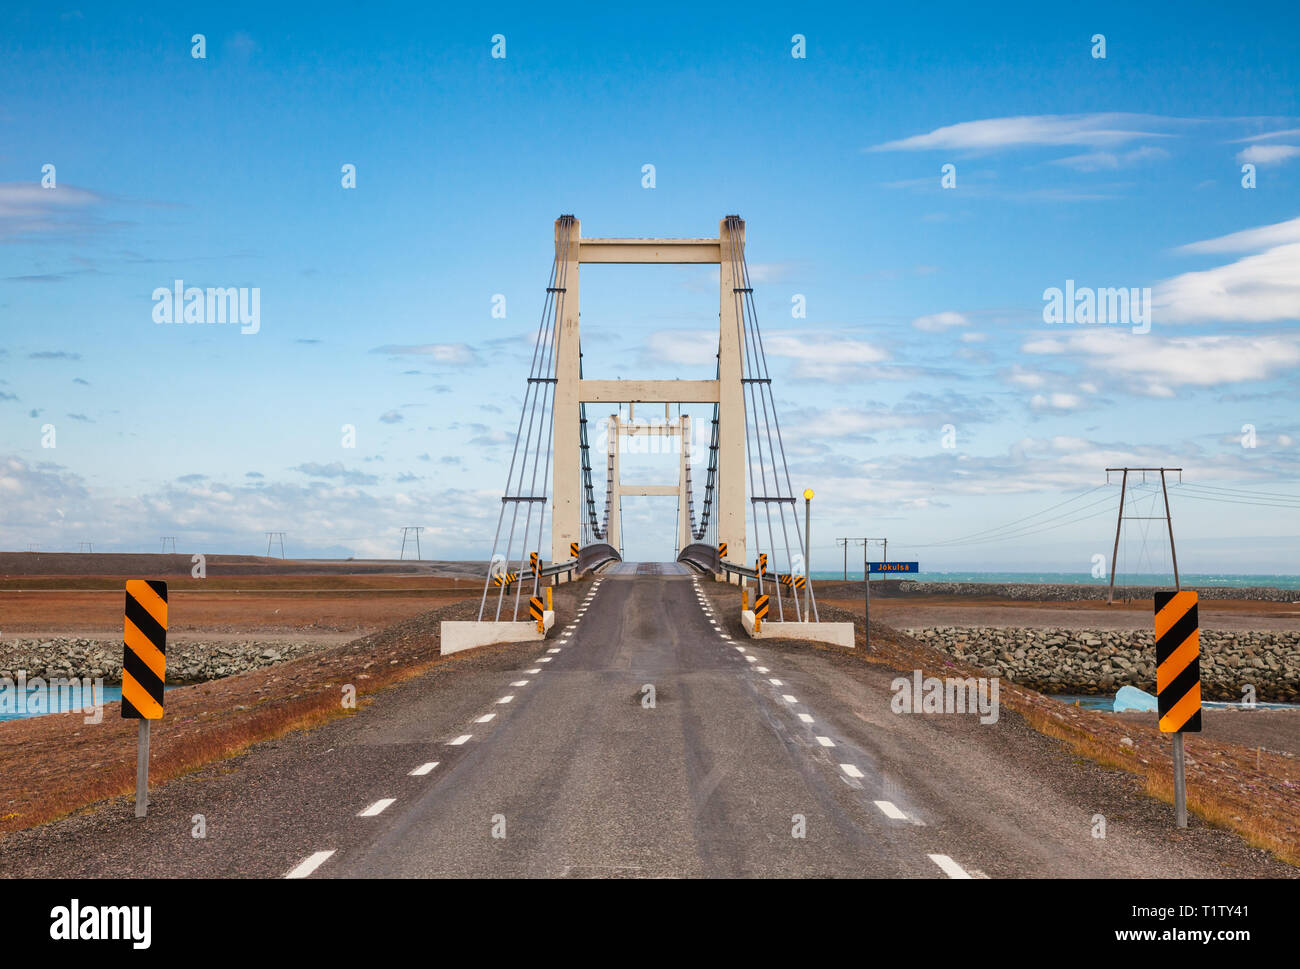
718,542,727,558
492,571,518,587
529,596,545,622
121,579,167,720
570,542,580,558
1154,590,1202,733
530,551,540,575
757,553,768,576
754,594,770,620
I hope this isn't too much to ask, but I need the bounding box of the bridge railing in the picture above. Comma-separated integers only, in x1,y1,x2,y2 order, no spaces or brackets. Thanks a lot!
677,542,721,574
576,542,621,575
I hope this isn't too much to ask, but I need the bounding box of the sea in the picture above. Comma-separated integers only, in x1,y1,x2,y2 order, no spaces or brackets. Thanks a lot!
0,684,177,723
811,570,1300,590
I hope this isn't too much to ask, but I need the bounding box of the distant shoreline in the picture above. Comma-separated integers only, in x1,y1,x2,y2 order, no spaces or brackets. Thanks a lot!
815,579,1300,602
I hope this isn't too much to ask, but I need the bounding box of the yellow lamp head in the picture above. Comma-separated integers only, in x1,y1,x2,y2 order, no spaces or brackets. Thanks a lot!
803,488,815,500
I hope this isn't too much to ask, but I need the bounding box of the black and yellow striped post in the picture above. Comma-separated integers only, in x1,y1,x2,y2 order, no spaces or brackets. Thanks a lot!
792,574,806,590
718,542,727,559
121,579,167,817
493,570,518,588
758,553,767,576
530,552,540,577
754,593,770,632
570,542,580,559
1155,590,1201,828
529,595,545,633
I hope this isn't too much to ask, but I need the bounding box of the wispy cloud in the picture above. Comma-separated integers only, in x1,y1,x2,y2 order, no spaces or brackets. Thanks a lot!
1022,330,1300,395
911,311,969,332
1156,217,1300,324
1235,144,1300,165
291,462,380,485
370,343,480,365
869,113,1184,153
0,182,107,240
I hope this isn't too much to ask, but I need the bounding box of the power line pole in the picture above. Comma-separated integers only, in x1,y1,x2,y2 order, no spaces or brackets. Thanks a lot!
78,542,93,553
265,531,286,558
160,536,176,554
400,526,424,560
1104,468,1182,603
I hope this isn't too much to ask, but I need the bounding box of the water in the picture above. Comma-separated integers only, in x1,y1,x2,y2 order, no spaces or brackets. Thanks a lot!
811,570,1300,590
1052,694,1300,712
0,684,177,723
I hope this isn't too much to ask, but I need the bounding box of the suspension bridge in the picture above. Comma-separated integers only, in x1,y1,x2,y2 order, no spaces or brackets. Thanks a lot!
443,215,852,654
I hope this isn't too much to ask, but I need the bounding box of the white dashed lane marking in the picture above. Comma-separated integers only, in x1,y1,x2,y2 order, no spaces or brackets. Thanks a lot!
409,762,439,776
497,695,514,704
816,736,835,747
768,678,783,686
475,713,496,723
798,713,814,723
928,854,972,879
874,800,908,820
511,680,529,686
286,850,336,879
358,798,396,817
447,734,472,746
782,694,798,703
839,764,865,779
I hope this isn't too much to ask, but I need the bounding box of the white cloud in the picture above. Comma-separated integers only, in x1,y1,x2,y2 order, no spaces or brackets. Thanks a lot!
1155,242,1300,324
1023,330,1300,391
1030,392,1084,411
911,311,969,331
1175,215,1300,255
1227,128,1300,143
1235,145,1300,165
1020,337,1068,354
760,332,892,381
370,343,480,365
1050,146,1169,171
0,182,106,239
869,113,1181,153
643,330,717,365
1003,365,1049,388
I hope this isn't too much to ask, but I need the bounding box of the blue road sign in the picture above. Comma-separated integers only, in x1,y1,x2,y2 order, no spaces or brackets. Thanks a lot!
868,562,919,574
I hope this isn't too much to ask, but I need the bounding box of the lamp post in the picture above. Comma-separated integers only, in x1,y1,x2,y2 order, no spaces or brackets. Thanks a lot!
802,489,814,617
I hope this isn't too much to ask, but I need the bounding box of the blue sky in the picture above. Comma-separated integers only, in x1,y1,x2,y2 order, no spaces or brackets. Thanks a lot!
2,1,1298,574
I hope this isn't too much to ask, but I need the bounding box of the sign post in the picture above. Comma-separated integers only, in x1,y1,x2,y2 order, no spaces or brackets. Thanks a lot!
121,579,167,818
862,562,920,650
1155,589,1201,828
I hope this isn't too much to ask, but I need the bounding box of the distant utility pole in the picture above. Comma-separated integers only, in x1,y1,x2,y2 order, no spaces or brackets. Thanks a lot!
399,526,424,560
160,536,177,554
265,531,286,558
835,537,888,581
1105,467,1182,604
78,542,94,553
24,543,39,552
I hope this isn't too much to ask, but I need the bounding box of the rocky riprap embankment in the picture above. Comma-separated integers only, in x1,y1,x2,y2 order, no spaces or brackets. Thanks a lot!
0,639,325,683
887,581,1300,603
905,626,1300,702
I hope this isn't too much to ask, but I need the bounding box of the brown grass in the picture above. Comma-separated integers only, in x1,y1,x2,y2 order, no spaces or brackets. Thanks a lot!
0,595,490,835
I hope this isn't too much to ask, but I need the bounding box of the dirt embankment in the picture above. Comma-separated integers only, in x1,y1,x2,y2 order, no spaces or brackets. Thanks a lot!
0,581,587,836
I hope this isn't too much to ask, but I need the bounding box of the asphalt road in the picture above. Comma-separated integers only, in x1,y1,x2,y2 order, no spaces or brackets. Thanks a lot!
3,568,1290,878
